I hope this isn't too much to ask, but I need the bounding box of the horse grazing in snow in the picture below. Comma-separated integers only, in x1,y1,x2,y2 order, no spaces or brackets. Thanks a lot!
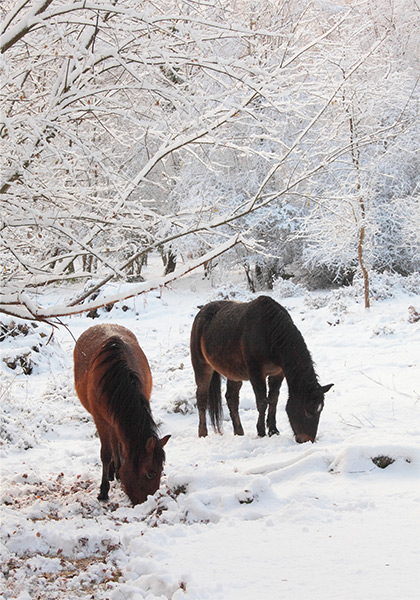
190,296,333,441
74,324,170,505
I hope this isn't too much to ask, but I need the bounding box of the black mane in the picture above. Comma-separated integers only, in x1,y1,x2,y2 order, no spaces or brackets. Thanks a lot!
95,337,164,468
260,297,319,393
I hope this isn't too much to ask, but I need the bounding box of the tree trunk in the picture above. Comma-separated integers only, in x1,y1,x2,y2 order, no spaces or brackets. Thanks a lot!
348,107,370,309
357,200,370,309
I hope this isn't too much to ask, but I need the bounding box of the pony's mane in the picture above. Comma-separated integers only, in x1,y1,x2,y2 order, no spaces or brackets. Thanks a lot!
94,336,164,468
262,298,319,393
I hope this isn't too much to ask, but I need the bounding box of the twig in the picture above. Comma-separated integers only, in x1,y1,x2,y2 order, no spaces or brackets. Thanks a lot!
360,370,418,401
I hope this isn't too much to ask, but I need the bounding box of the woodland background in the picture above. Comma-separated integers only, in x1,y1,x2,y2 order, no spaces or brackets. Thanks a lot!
1,0,419,318
1,5,420,597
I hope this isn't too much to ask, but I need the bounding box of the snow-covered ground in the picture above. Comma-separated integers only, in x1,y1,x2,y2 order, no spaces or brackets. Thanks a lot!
1,268,419,600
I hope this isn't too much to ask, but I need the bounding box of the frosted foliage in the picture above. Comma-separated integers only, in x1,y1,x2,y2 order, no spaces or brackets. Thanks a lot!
298,25,420,277
1,0,419,320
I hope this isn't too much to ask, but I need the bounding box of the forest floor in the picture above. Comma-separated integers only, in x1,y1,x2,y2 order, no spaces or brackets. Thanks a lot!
1,267,419,600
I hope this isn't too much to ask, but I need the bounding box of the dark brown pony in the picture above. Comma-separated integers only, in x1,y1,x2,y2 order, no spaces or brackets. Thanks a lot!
74,324,170,505
190,296,333,442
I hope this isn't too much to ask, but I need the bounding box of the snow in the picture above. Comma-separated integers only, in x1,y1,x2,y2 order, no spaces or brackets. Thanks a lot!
1,267,419,600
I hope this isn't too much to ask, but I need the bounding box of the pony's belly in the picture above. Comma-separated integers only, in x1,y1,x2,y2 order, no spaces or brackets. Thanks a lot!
204,350,283,382
264,363,284,378
219,365,249,381
204,352,249,381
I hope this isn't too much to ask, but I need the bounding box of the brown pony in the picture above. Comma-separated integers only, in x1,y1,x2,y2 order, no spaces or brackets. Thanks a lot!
190,296,333,442
74,324,170,505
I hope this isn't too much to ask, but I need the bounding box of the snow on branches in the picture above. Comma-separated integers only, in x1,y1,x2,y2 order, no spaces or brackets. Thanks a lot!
1,0,419,318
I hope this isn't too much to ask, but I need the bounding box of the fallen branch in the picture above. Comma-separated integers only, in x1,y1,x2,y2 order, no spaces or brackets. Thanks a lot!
0,234,244,322
360,370,419,401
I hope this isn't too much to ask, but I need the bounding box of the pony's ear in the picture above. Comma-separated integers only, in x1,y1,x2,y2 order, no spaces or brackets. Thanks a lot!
160,434,171,448
145,436,156,455
321,383,334,394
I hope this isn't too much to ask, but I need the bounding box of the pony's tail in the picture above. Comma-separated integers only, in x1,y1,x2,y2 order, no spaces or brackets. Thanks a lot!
208,371,223,433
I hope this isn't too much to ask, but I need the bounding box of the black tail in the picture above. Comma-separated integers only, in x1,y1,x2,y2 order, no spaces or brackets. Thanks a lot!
208,371,223,433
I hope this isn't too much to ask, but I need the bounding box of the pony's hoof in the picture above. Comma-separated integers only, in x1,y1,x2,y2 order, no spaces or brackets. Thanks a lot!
268,428,280,437
98,493,109,502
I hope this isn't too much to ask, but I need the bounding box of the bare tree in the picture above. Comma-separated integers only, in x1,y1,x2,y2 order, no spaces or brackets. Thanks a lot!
1,0,417,320
295,0,420,306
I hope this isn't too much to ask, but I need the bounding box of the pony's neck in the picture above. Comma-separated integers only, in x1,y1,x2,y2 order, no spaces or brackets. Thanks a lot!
273,327,318,393
284,360,319,394
117,392,157,465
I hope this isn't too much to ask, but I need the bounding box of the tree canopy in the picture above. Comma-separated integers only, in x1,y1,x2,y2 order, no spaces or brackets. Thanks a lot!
1,0,419,319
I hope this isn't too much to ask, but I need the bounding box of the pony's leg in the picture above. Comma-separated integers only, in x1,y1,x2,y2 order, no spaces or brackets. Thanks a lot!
109,461,115,482
110,432,121,481
195,366,214,437
226,380,244,435
266,375,283,436
249,371,268,437
94,418,114,501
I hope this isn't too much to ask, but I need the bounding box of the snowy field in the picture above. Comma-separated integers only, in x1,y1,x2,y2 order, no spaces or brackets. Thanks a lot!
1,268,419,600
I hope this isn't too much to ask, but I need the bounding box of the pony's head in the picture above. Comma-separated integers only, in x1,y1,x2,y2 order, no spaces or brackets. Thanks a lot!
286,383,333,443
120,434,171,505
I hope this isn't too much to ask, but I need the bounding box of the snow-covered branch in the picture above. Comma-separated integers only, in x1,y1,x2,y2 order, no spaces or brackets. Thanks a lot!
1,0,418,315
0,234,244,320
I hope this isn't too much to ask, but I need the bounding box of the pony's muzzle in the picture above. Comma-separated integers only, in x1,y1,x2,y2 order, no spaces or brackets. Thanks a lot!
295,433,314,443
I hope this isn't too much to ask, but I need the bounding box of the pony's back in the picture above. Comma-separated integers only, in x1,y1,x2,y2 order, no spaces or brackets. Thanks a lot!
74,323,152,416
